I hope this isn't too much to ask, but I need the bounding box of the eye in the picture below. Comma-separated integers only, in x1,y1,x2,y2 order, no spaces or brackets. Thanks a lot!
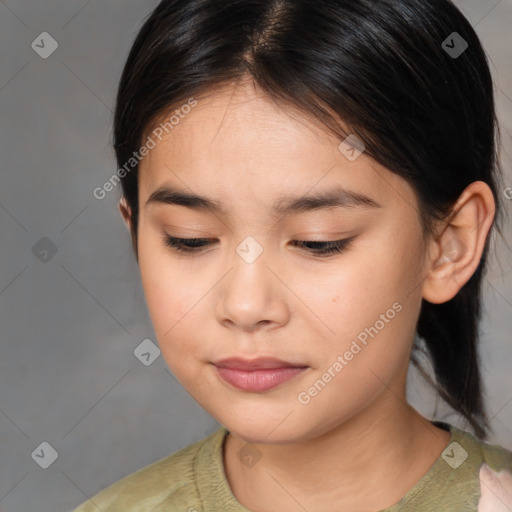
290,238,355,255
162,235,355,256
162,236,214,254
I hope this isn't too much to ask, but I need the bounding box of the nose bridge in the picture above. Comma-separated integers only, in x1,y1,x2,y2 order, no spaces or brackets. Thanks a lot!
216,232,287,329
227,233,272,296
235,234,267,266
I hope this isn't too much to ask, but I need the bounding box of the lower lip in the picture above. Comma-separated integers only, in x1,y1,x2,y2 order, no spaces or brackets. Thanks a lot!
214,366,307,392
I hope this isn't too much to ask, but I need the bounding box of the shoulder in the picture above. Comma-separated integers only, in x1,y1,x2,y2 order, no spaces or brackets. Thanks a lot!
469,432,512,512
449,423,512,469
445,423,512,512
70,426,227,512
453,424,512,474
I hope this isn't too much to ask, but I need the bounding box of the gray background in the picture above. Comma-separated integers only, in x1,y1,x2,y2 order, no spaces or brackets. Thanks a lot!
0,1,511,511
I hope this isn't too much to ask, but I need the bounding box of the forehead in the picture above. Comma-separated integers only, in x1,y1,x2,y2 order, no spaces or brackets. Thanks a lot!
138,81,413,213
149,81,334,160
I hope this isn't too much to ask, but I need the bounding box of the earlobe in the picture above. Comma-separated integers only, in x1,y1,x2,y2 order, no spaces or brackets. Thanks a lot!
421,181,496,304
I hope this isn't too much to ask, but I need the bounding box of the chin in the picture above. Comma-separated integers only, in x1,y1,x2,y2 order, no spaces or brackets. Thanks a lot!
220,415,315,445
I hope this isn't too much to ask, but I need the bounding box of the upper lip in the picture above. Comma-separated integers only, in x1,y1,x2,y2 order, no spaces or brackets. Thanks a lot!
212,357,308,370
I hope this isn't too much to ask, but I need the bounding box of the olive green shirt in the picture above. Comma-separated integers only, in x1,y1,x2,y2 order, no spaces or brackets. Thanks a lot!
71,421,512,511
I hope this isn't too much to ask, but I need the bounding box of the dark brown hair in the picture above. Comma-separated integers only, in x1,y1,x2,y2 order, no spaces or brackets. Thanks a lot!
113,0,507,439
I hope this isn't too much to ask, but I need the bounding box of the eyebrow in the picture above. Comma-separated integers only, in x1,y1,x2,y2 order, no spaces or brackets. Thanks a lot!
145,185,382,216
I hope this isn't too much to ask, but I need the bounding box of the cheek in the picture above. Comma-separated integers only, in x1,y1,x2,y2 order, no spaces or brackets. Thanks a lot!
137,235,207,367
297,233,422,371
298,246,412,330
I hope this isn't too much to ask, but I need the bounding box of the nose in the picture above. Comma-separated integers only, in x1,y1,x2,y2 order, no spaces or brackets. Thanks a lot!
215,238,290,332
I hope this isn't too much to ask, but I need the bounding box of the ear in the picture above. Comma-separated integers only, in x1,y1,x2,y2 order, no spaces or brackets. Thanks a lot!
421,181,496,304
118,197,139,262
118,196,132,231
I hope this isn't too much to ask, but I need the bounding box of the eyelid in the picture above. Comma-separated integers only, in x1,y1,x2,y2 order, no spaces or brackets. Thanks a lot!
161,234,356,257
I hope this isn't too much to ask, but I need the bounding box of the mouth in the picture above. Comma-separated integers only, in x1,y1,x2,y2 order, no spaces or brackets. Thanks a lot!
211,357,309,392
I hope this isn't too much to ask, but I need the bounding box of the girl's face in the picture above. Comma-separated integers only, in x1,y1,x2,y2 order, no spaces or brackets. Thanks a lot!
134,80,433,444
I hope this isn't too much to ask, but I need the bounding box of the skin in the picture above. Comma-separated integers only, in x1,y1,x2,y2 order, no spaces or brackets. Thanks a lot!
119,77,495,512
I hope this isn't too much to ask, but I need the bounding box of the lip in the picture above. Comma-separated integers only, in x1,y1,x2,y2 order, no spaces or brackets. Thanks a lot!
212,357,309,392
214,366,307,392
212,356,307,370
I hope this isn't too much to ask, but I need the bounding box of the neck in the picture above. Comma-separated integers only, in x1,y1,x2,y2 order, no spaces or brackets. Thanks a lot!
223,390,451,512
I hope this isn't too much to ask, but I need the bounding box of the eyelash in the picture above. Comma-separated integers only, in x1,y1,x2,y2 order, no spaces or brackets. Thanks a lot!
162,236,354,256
